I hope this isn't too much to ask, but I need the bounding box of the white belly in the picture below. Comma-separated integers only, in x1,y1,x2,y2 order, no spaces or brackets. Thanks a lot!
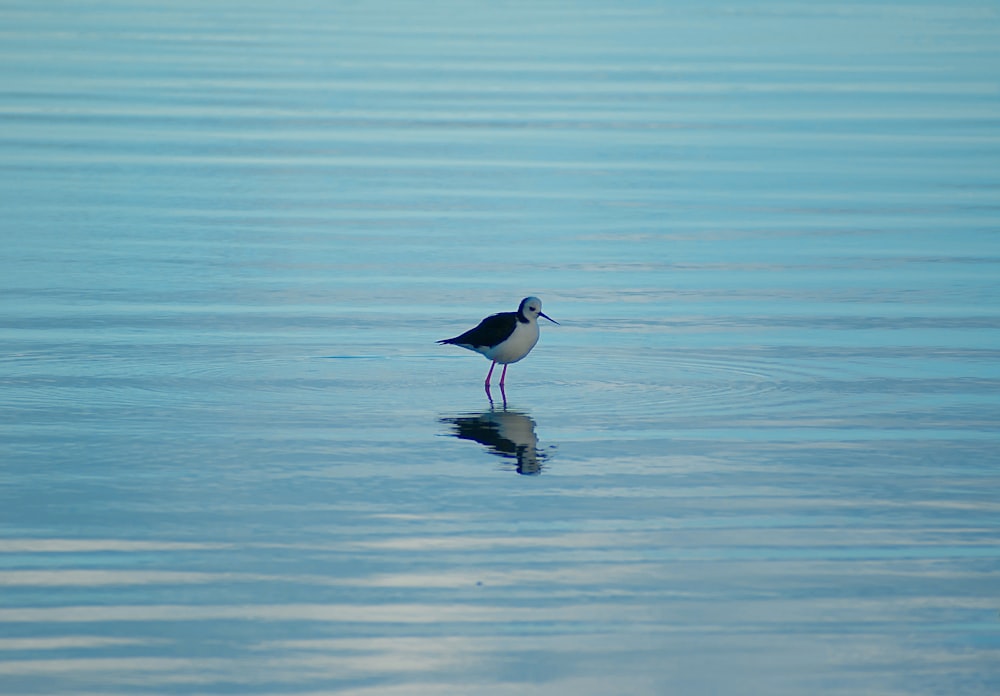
479,321,539,364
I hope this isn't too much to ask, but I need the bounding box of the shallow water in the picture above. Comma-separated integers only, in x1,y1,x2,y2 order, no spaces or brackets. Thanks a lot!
2,1,1000,694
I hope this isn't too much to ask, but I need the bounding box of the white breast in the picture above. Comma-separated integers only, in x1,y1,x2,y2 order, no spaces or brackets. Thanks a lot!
482,320,539,364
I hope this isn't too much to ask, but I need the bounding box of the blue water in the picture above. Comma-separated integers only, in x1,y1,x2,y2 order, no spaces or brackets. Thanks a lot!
2,1,999,694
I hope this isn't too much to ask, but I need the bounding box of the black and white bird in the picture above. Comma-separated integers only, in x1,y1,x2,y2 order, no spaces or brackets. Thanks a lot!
437,296,559,390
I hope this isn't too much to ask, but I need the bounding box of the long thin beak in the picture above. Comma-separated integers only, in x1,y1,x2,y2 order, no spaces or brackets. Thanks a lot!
540,312,559,325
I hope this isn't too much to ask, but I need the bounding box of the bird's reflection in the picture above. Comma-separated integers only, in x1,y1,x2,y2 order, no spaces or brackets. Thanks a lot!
439,409,552,475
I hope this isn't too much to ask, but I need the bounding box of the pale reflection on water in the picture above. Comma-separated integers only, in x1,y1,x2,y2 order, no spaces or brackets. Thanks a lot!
440,409,551,475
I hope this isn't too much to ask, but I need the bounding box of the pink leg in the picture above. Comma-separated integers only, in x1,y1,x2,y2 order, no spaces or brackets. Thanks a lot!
499,363,509,388
484,361,496,388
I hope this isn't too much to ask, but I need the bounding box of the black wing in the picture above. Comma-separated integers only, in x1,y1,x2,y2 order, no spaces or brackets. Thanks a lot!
437,311,517,348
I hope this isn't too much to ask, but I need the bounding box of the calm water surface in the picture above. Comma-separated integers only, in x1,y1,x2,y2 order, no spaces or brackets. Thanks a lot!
2,1,999,694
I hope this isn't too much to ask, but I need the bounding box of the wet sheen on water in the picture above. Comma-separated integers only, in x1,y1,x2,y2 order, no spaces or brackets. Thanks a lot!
1,1,999,694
